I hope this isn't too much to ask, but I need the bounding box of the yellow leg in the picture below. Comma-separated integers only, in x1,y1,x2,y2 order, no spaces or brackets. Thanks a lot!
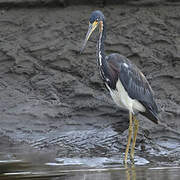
124,112,133,164
130,116,139,162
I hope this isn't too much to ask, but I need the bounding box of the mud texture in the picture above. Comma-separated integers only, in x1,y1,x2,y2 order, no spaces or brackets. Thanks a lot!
0,3,180,163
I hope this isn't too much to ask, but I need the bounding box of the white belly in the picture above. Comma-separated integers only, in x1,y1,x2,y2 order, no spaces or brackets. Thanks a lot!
106,79,145,113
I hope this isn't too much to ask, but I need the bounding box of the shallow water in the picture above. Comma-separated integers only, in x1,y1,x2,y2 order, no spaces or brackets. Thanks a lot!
1,128,180,179
1,153,180,180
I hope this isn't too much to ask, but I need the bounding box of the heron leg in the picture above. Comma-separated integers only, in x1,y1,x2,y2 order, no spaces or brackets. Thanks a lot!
124,112,133,164
130,115,139,162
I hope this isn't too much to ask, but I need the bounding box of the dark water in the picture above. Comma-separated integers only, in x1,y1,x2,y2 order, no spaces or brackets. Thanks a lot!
1,133,180,179
1,154,180,180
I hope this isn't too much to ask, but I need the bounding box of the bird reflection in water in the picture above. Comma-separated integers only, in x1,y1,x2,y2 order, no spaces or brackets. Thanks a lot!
125,164,136,180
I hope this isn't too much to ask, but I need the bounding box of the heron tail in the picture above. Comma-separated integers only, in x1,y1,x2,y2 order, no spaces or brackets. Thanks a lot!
140,108,159,124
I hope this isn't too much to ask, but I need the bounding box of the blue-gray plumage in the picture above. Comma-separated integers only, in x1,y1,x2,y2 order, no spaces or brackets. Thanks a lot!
104,53,159,124
80,10,159,163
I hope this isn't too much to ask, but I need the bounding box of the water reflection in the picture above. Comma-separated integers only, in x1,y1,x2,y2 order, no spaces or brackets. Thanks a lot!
0,160,180,180
125,164,136,180
1,155,180,180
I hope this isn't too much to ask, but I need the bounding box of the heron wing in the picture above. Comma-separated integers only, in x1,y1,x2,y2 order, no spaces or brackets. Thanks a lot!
105,53,159,123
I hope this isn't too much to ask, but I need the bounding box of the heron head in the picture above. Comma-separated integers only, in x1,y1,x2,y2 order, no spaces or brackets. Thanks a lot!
80,10,105,53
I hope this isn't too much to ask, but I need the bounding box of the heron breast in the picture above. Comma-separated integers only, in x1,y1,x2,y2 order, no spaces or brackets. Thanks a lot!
105,79,145,113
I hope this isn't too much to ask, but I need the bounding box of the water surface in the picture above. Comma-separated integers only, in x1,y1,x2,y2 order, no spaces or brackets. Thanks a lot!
1,153,180,180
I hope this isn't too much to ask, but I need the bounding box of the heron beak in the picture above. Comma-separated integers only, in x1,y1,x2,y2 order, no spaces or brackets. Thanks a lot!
80,21,98,54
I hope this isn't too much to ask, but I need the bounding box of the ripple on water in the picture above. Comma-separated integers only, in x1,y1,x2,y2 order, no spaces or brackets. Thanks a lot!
45,156,149,168
1,156,180,180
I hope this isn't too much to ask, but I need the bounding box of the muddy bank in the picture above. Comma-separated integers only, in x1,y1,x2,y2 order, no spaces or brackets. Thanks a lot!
0,4,180,163
0,0,180,8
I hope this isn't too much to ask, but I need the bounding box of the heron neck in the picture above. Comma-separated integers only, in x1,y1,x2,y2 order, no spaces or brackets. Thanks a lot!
97,21,106,67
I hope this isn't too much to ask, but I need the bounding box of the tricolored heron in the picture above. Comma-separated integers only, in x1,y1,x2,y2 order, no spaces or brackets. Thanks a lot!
80,10,159,163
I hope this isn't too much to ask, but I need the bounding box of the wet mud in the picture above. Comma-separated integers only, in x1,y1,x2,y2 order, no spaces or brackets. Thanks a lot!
0,2,180,165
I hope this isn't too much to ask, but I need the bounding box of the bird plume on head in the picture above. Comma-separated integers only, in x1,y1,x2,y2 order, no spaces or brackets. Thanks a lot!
89,10,105,23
